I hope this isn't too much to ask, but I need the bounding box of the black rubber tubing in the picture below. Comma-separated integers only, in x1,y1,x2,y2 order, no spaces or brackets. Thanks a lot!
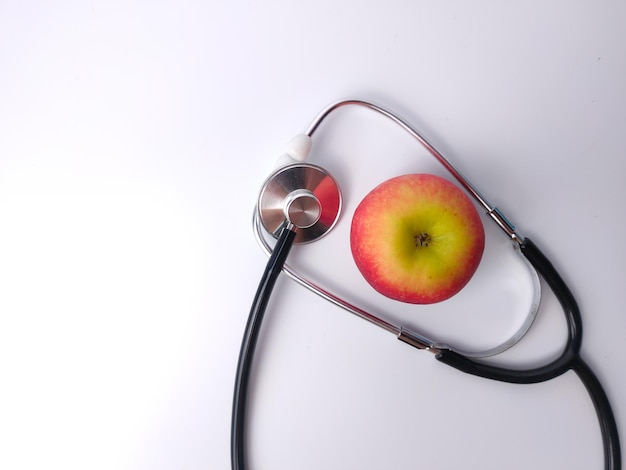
231,226,296,470
436,238,620,469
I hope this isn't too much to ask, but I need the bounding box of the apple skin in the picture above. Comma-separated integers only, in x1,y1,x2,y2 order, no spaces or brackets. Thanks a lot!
350,173,485,304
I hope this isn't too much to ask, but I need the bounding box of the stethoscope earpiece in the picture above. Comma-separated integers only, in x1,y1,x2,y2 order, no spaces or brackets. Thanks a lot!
257,162,341,244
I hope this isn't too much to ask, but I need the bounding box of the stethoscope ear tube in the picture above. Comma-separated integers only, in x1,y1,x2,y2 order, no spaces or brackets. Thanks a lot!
436,237,621,470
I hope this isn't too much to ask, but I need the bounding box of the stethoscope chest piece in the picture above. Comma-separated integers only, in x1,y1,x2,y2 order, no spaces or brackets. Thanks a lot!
258,162,342,244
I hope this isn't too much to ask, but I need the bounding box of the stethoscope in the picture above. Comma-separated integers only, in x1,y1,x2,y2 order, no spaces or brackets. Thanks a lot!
231,99,621,470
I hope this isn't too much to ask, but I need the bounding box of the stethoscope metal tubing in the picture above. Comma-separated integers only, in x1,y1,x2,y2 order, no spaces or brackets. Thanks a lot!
255,99,542,358
305,99,519,240
254,209,541,358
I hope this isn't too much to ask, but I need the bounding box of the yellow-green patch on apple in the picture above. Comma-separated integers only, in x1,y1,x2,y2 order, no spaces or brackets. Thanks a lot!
350,173,485,304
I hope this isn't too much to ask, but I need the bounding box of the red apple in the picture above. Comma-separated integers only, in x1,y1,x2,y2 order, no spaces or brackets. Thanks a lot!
350,173,485,304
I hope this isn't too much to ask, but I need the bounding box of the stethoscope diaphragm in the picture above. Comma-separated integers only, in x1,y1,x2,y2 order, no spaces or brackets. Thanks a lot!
257,162,342,244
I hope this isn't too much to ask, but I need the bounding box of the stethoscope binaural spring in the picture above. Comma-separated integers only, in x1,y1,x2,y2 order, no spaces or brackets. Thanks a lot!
231,99,621,470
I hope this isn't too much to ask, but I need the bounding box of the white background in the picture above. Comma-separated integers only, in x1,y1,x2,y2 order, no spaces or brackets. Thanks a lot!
1,1,625,469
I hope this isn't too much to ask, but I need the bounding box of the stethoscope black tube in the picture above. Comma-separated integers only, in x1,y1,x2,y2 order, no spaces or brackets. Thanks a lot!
573,357,622,470
436,238,621,469
435,237,581,384
231,225,297,470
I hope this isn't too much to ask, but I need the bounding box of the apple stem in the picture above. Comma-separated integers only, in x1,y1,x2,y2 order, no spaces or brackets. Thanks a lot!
414,233,432,247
